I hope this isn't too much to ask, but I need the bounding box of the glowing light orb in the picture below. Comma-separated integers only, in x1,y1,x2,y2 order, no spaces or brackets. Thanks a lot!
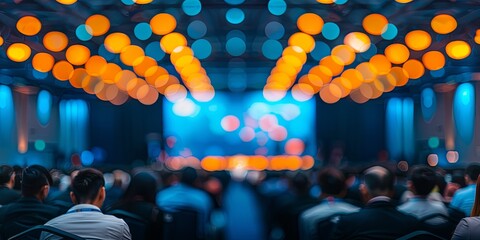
221,115,240,132
7,43,31,62
445,40,471,60
16,16,41,36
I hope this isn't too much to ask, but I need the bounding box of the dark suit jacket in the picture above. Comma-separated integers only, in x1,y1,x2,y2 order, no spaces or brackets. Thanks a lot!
0,197,64,239
0,186,21,205
331,199,418,240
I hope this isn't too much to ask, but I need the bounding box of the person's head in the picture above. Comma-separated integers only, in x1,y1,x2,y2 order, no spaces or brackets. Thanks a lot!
123,172,157,203
360,166,394,201
21,165,53,201
70,168,105,208
465,163,480,184
180,167,197,186
0,165,15,188
289,172,311,195
408,166,436,196
318,167,346,198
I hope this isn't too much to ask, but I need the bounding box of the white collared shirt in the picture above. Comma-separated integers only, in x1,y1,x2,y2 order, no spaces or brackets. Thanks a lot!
40,204,131,240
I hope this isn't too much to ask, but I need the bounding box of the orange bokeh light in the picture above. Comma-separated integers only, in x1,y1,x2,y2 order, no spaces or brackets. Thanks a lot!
43,31,68,52
52,61,74,81
297,13,324,35
362,13,388,35
32,52,54,72
66,45,91,66
86,14,110,36
16,16,42,36
150,13,177,36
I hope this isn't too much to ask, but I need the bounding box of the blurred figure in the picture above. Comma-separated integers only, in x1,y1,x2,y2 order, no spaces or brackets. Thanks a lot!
156,167,213,239
104,169,130,209
451,163,480,216
107,171,163,240
452,175,480,239
398,166,448,219
41,168,131,240
299,168,360,240
331,166,418,240
275,172,318,240
0,165,62,239
0,165,20,205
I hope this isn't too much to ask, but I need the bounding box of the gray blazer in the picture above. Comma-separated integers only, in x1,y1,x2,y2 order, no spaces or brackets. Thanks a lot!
452,217,480,240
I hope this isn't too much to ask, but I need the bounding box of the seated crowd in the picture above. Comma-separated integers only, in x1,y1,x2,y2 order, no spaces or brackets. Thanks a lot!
0,162,480,240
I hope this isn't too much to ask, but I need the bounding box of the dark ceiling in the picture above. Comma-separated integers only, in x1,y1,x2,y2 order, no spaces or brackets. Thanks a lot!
0,0,479,98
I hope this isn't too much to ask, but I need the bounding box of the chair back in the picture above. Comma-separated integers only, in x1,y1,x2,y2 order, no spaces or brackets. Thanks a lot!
314,213,345,240
396,230,446,240
418,213,459,239
8,225,85,240
107,209,149,240
0,213,49,240
163,208,200,240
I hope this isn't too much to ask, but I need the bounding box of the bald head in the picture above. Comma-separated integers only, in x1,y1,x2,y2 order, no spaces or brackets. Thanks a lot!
363,166,394,197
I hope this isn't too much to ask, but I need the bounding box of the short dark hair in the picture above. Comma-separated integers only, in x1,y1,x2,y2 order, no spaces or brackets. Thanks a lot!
21,165,52,197
318,167,346,196
363,166,394,197
71,168,105,203
409,166,436,196
123,172,157,203
465,163,480,182
0,165,14,185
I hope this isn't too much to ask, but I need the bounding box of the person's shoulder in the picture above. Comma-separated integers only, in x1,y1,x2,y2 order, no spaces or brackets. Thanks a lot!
103,213,130,224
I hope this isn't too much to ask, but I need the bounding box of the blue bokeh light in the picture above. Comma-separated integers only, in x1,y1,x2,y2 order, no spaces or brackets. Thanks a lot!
359,44,377,60
453,83,475,144
225,0,244,4
187,20,207,39
192,39,212,59
34,140,46,151
268,0,287,16
265,21,285,40
134,22,152,40
228,68,247,92
334,0,348,4
76,24,92,41
98,44,115,61
311,41,331,61
121,0,135,5
81,150,95,166
262,39,283,60
182,0,202,16
146,41,165,61
421,88,436,122
226,37,246,56
32,70,48,80
430,68,445,78
37,90,52,126
226,8,245,24
227,30,246,41
322,22,340,40
381,23,398,40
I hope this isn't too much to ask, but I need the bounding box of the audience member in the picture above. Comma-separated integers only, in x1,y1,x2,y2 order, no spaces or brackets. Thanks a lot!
0,165,21,205
452,175,480,239
275,172,318,240
0,165,63,239
156,167,213,238
299,168,360,240
398,166,448,220
331,166,418,240
40,168,131,240
107,171,163,240
451,163,480,216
